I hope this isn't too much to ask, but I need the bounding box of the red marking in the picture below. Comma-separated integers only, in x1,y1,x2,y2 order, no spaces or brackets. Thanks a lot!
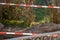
0,32,6,34
37,5,41,8
6,3,10,5
6,3,10,7
15,4,20,6
53,34,58,37
15,32,23,35
32,32,36,36
26,4,30,7
48,6,54,8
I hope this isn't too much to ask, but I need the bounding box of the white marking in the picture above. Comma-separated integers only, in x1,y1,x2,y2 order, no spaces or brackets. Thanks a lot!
0,3,6,5
23,33,32,35
30,5,35,7
54,7,60,8
33,5,38,7
7,32,15,34
10,4,15,5
41,6,48,8
20,4,25,6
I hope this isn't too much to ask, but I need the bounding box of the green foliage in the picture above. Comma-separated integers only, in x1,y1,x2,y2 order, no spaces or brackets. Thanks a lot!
34,0,50,23
0,0,51,27
0,20,26,27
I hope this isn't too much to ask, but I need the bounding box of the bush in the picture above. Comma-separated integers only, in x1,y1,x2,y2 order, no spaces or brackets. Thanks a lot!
0,20,29,28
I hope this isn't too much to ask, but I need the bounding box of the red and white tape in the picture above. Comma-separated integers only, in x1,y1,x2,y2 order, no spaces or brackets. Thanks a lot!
0,3,60,8
0,31,60,37
0,32,35,36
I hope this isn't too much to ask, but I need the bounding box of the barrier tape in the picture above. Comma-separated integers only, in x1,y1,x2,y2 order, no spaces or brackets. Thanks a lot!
0,32,35,36
5,31,60,40
0,31,60,36
0,3,60,8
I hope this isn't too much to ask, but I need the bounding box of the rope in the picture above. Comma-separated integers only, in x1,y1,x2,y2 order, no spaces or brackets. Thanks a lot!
0,3,60,8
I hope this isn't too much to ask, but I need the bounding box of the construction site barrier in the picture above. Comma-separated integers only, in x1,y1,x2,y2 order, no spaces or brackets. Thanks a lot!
0,31,60,36
0,3,60,8
5,31,60,40
0,32,36,36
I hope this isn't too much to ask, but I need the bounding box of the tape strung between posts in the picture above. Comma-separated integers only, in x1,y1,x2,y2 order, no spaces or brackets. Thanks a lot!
0,3,60,8
0,31,60,36
5,31,60,40
0,32,36,36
